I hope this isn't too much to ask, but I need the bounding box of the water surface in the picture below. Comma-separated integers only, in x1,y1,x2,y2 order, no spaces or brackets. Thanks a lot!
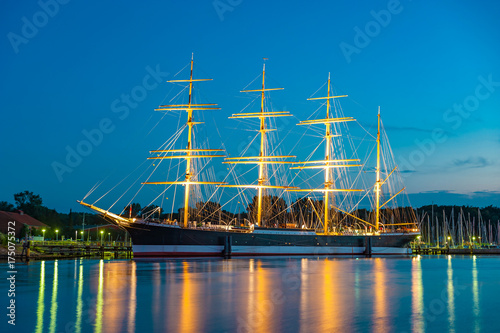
1,255,498,332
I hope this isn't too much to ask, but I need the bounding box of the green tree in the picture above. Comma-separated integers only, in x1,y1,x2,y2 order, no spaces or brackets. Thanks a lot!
0,201,15,212
246,195,288,227
268,196,287,227
20,225,30,239
195,201,222,222
124,203,142,217
14,191,43,216
246,196,259,224
291,197,313,227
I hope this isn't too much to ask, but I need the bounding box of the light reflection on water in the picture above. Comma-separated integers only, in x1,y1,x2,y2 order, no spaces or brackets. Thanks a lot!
4,255,498,333
94,260,104,333
34,260,45,333
411,256,424,332
75,259,83,333
448,255,455,333
49,260,58,333
472,256,480,333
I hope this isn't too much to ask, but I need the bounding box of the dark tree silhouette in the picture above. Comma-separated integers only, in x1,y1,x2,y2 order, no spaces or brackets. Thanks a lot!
0,201,15,212
123,203,142,217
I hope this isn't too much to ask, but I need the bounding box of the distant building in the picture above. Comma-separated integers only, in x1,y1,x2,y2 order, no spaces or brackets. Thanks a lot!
0,211,48,239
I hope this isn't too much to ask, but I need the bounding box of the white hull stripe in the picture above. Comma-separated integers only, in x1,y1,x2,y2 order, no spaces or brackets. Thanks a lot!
132,245,411,256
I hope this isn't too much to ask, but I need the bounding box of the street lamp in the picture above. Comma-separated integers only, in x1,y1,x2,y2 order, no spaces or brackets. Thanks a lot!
108,232,111,242
100,230,104,243
81,231,84,242
56,229,59,241
42,229,46,242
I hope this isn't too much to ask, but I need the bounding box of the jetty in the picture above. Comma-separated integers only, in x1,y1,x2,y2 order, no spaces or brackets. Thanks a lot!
411,205,499,255
1,241,133,260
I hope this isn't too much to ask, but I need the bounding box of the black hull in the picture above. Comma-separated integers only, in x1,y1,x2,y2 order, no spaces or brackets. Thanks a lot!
123,223,418,257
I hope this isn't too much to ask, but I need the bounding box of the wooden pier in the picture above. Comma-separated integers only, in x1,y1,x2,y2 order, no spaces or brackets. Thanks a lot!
28,241,133,259
412,246,500,255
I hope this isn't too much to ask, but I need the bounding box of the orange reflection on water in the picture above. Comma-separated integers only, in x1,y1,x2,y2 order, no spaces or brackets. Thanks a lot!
256,260,274,333
322,259,335,328
299,258,309,333
177,261,200,333
239,259,274,333
97,261,137,333
372,258,388,333
152,263,162,326
128,261,137,333
307,259,347,332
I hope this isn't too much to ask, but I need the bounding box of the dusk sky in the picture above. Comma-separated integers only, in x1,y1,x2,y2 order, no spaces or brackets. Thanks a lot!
1,0,499,213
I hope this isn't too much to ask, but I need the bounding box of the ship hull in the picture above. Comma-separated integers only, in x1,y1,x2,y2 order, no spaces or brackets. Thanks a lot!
123,223,418,257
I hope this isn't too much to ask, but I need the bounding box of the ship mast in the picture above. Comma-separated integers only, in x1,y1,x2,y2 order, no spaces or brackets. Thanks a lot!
184,54,195,227
221,60,296,227
143,54,226,228
257,63,267,226
375,106,381,230
324,73,332,234
289,74,362,234
371,107,409,232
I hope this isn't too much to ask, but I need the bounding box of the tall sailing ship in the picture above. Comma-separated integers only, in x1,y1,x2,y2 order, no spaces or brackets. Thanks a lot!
79,56,419,256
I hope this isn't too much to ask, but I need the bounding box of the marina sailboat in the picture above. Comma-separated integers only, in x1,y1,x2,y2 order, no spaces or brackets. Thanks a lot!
79,56,419,256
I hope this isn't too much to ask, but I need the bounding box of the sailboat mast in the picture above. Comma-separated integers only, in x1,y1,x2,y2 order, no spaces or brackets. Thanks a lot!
257,63,267,227
375,106,381,231
324,73,332,234
183,54,195,227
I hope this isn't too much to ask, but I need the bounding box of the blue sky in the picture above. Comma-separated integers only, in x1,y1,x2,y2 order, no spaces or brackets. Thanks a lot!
1,0,499,212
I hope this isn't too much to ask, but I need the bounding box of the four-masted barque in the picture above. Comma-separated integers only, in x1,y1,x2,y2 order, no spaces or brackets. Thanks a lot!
79,56,419,257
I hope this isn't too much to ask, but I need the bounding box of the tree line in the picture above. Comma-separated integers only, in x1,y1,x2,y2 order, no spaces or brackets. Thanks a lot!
2,191,499,236
0,191,118,240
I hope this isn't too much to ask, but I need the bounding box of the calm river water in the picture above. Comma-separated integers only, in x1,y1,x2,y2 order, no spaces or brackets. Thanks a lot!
1,255,498,333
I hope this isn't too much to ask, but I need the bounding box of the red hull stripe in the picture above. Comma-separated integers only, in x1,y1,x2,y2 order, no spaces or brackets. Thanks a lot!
133,252,407,257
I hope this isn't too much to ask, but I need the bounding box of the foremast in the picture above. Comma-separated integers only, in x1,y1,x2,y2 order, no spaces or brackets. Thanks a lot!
288,73,362,234
142,54,226,227
221,61,296,227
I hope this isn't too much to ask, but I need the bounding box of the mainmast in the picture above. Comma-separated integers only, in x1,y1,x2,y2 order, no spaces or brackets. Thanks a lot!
221,60,296,227
143,54,226,228
257,63,267,226
289,74,362,234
